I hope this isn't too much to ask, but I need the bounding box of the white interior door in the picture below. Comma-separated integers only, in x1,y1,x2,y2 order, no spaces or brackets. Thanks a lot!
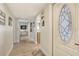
53,3,77,56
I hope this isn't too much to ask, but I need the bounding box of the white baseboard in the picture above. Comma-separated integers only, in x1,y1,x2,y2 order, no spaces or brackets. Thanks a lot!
39,45,48,56
6,44,13,56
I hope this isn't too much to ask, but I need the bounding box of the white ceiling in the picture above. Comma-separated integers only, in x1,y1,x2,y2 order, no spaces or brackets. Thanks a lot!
6,3,48,19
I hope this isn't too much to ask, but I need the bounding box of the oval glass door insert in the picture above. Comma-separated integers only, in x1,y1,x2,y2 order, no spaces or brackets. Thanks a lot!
59,4,72,42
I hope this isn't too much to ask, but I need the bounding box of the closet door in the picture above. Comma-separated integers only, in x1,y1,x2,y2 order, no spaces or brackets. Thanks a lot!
53,4,77,56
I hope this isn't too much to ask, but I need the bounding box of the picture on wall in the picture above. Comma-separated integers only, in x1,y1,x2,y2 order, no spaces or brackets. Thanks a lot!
30,22,32,32
8,17,12,26
42,20,45,26
20,25,27,30
0,10,6,25
41,11,45,27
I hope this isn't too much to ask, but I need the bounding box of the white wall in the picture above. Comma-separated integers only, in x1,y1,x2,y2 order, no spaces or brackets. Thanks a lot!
30,20,36,42
19,19,29,41
13,19,31,43
40,4,53,56
0,3,14,55
13,19,20,43
35,14,41,44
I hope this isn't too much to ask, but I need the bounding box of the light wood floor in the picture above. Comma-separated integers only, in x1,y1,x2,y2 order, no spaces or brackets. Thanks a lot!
9,38,44,56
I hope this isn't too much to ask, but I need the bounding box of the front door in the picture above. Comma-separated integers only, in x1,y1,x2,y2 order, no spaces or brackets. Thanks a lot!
53,3,77,56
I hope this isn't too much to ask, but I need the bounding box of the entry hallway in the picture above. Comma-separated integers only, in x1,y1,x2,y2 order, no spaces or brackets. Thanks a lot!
1,3,79,56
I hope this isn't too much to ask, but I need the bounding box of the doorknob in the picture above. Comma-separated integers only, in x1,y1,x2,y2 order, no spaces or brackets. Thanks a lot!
75,43,79,46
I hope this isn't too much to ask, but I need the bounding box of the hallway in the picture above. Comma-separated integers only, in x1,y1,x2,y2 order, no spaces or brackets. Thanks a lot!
1,3,79,56
9,39,44,56
0,3,53,56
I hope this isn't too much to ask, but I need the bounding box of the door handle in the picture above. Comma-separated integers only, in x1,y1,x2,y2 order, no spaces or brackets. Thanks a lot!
75,43,79,46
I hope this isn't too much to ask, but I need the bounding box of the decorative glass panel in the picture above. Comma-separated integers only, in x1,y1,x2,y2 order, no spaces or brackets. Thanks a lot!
59,5,72,42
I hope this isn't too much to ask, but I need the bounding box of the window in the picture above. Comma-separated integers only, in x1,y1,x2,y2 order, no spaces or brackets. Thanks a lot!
59,5,72,42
